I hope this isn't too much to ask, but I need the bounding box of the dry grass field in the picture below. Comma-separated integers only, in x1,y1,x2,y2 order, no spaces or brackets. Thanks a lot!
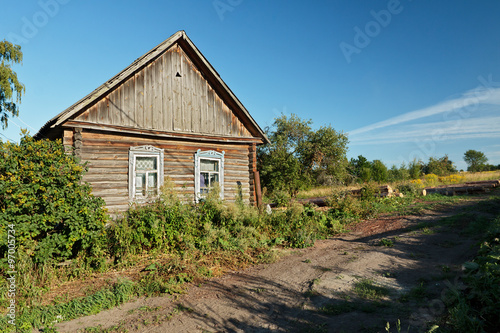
297,170,500,199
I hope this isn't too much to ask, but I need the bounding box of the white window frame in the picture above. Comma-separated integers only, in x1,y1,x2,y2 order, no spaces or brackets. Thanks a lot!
129,145,164,202
194,149,224,202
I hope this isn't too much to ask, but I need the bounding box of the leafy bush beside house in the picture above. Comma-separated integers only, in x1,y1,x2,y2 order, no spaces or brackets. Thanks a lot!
0,134,108,267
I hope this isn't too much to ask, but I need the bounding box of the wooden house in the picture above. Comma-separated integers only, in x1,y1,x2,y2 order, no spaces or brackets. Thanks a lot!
34,31,269,213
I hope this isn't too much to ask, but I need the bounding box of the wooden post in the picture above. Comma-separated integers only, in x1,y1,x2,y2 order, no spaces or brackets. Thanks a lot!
249,143,258,206
254,170,262,207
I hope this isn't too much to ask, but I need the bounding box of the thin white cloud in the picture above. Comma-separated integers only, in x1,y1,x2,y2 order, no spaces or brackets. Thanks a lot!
350,116,500,145
349,86,500,136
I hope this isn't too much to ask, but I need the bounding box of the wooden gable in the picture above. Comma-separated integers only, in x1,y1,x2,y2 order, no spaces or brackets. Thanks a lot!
74,43,252,138
35,31,269,144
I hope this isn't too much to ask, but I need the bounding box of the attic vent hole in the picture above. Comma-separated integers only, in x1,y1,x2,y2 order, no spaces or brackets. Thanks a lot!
176,72,182,77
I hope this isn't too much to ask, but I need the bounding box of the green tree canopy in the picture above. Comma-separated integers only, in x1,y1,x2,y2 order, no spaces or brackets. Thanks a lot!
0,40,25,129
349,155,371,183
463,150,488,172
258,114,349,196
423,155,457,176
298,124,349,186
408,158,423,179
258,114,312,196
388,162,410,182
371,159,388,183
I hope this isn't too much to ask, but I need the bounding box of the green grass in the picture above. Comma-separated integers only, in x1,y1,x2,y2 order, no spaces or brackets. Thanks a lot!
378,238,394,247
399,282,428,303
421,227,434,234
319,300,355,315
353,279,390,300
0,278,137,333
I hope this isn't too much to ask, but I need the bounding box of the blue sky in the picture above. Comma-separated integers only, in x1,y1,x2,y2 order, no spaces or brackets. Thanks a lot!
1,0,499,171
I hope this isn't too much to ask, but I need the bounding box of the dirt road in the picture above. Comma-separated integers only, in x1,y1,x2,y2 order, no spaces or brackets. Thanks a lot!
57,196,494,333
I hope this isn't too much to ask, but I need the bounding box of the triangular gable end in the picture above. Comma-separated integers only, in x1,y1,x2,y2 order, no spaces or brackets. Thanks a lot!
72,42,252,138
35,31,269,144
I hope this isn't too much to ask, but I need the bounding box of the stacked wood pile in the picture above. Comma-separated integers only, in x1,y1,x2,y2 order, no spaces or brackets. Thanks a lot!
350,185,404,198
424,179,499,196
293,185,403,208
465,180,500,186
295,197,330,207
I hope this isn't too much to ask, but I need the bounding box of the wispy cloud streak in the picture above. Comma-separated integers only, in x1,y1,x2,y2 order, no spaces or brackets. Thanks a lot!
350,116,500,145
349,87,500,137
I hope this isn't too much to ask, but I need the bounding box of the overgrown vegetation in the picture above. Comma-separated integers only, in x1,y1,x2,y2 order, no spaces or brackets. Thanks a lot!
1,133,499,332
440,213,500,332
0,135,109,331
0,135,360,332
0,134,108,267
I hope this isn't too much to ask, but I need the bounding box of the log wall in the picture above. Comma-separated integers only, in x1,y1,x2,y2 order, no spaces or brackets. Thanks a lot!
76,130,253,212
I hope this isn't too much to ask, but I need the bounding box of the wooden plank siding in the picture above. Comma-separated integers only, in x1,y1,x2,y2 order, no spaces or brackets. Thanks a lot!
78,130,252,212
76,43,252,139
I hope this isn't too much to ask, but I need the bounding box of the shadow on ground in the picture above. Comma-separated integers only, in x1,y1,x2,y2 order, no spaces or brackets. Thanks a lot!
165,194,500,333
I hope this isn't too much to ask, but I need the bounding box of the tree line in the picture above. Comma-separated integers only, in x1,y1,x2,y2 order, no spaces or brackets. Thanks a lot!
258,114,499,197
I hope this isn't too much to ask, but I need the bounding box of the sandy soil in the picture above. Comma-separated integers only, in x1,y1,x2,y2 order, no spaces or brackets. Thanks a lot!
55,195,496,333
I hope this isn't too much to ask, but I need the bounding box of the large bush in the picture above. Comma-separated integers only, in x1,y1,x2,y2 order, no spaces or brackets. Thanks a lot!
0,134,107,266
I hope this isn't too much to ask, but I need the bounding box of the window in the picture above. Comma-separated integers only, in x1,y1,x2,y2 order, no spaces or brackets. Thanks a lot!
195,149,224,202
129,145,164,201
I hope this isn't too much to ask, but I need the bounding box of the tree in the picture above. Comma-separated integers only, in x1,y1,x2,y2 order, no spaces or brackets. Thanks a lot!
0,40,25,129
371,160,388,183
463,150,488,172
423,155,457,176
258,114,313,196
258,114,349,196
349,155,372,183
408,158,423,179
0,133,107,265
388,162,410,182
299,125,349,185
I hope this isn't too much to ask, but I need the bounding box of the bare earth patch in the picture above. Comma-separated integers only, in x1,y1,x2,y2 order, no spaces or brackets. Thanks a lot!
56,195,497,333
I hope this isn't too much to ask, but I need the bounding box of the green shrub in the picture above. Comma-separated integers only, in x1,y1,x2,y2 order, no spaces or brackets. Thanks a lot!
327,189,376,220
269,189,290,207
0,134,107,266
396,182,422,196
445,216,500,332
110,194,196,258
359,183,380,202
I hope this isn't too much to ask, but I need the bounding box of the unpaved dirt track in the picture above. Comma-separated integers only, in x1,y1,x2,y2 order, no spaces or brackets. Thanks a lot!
56,196,495,333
